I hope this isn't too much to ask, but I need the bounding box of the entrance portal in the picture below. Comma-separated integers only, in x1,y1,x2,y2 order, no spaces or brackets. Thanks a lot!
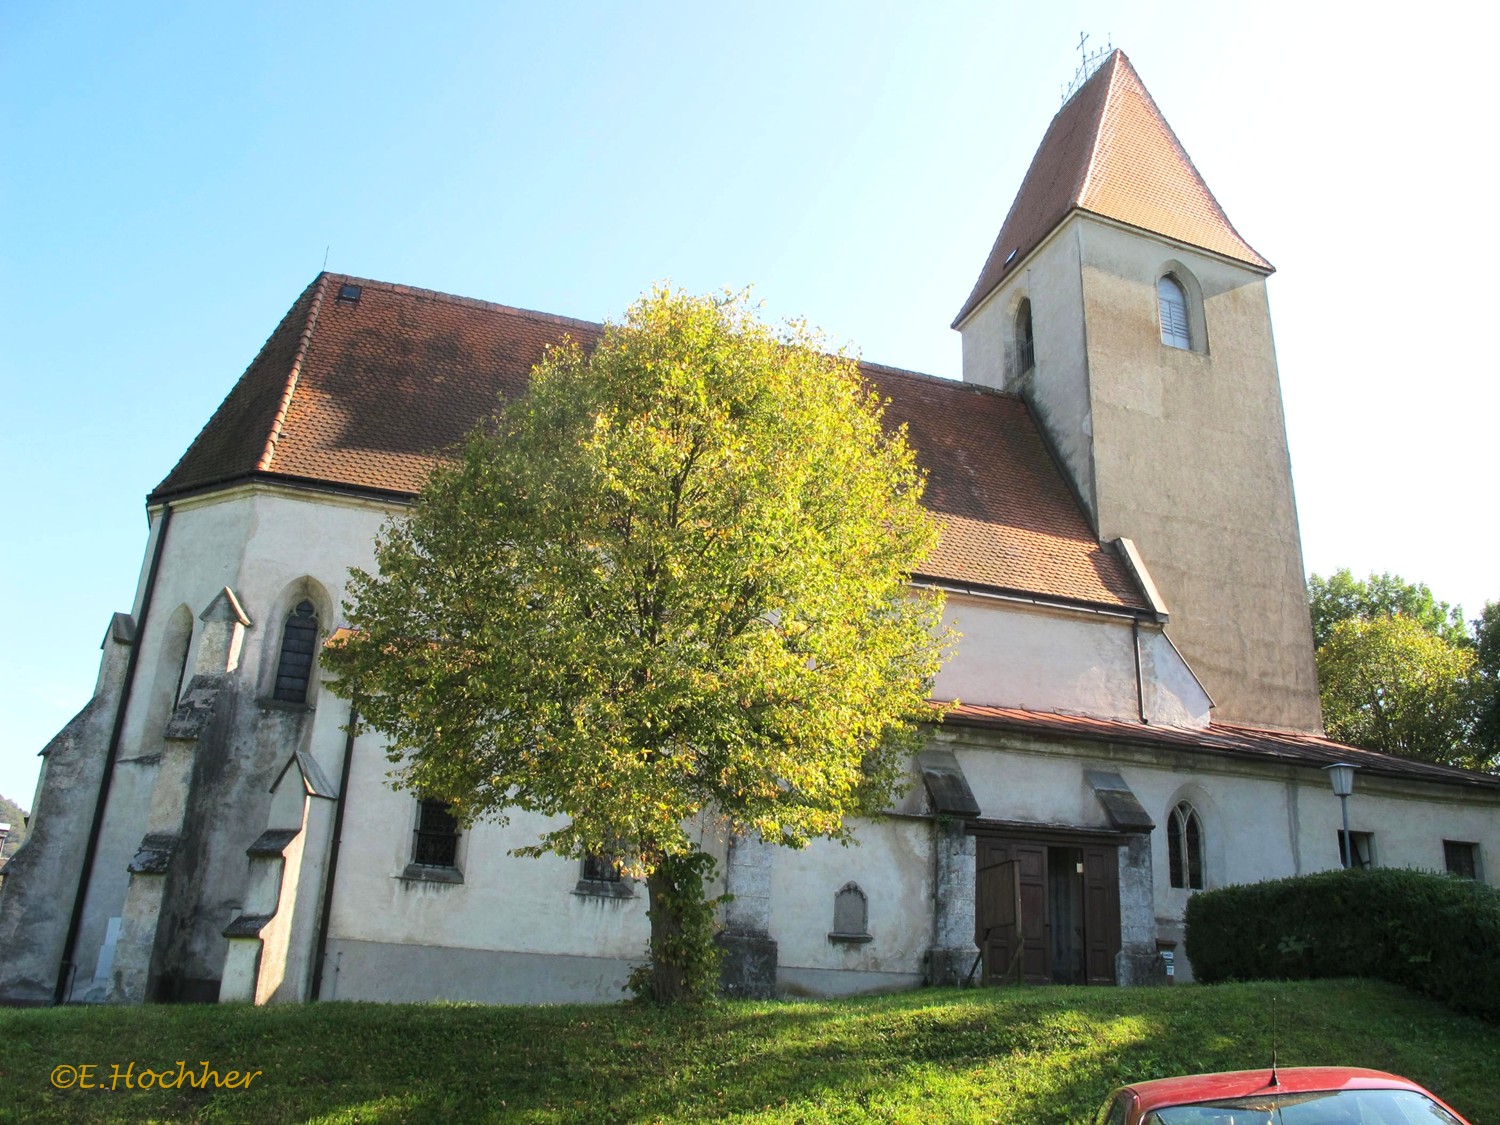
975,831,1120,986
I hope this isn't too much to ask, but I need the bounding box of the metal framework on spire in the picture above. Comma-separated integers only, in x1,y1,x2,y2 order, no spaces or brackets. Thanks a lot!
1062,32,1113,104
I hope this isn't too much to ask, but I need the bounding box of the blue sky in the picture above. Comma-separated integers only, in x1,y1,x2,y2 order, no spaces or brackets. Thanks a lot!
3,2,1496,805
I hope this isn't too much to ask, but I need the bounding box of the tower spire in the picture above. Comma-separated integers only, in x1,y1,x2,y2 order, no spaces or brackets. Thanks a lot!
956,50,1270,328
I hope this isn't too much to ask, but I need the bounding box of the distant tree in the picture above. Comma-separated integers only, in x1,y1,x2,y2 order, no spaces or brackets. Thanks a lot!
1316,615,1483,768
325,288,951,1005
1308,568,1467,649
0,793,27,879
1472,601,1500,765
1308,571,1500,770
1308,567,1494,774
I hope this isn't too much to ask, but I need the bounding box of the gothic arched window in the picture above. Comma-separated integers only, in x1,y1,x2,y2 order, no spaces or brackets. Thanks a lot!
1158,275,1191,350
1167,801,1205,890
273,600,319,703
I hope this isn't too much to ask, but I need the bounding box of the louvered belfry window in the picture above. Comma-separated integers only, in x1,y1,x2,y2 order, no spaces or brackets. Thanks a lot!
273,600,318,703
1157,275,1191,349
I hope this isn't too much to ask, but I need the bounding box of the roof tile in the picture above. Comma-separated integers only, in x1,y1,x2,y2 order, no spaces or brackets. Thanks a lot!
152,275,1146,612
954,50,1271,327
945,704,1500,791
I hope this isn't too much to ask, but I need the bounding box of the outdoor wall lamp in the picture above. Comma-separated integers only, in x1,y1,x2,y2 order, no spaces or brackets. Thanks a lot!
1322,762,1358,868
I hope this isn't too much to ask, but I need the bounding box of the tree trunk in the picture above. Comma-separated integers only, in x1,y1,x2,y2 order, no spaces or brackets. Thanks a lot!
639,848,723,1005
645,863,687,1005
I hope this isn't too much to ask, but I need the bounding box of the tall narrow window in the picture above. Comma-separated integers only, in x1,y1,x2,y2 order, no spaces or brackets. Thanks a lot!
1157,275,1191,349
172,634,192,706
412,799,461,868
273,600,318,703
1167,802,1205,890
1015,298,1035,373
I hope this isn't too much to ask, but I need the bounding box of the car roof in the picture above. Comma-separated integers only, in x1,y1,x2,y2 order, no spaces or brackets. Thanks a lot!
1127,1067,1425,1111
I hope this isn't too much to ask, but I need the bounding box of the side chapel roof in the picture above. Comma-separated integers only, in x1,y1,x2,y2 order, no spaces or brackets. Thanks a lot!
151,273,1147,613
946,704,1500,793
953,50,1272,327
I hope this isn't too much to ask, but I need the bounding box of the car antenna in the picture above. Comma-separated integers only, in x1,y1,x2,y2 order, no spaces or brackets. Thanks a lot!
1269,995,1280,1088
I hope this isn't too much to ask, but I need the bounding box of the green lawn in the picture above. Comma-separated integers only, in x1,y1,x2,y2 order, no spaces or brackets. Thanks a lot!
0,980,1494,1124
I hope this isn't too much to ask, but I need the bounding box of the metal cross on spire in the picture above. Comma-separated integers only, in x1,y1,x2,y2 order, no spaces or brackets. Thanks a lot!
1062,32,1113,104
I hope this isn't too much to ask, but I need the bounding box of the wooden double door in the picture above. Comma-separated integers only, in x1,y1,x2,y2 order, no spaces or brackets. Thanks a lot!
975,834,1120,986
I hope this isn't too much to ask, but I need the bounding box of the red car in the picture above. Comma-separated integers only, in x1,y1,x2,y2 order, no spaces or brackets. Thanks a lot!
1093,1066,1472,1124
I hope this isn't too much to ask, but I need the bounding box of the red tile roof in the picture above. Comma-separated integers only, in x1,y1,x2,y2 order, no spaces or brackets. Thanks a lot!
953,50,1272,327
152,274,1147,612
155,275,602,500
862,363,1141,607
945,704,1500,791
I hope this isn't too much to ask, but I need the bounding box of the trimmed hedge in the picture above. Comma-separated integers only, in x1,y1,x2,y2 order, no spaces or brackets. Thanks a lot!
1185,867,1500,1021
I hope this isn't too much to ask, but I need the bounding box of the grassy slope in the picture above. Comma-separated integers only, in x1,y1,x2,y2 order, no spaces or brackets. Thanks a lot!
0,980,1494,1124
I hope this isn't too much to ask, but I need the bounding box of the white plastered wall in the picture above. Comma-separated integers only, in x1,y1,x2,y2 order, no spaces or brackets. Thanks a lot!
959,223,1096,517
933,593,1210,728
64,482,1500,1005
322,727,730,1003
946,728,1500,983
73,485,394,995
770,818,934,996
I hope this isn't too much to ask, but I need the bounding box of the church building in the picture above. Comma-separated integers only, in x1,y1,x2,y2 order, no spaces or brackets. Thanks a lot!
3,51,1496,1006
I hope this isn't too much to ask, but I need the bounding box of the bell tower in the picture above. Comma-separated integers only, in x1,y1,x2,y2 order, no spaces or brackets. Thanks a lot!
954,50,1321,732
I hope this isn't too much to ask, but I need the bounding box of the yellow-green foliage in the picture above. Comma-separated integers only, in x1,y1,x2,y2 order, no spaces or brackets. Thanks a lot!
324,288,952,997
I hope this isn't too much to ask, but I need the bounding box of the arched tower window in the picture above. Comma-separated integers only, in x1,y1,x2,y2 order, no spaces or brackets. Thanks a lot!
1167,801,1205,890
1157,275,1191,350
273,600,319,704
1015,298,1035,374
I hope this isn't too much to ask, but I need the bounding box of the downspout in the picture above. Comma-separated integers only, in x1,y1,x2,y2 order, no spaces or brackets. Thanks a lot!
55,504,173,1003
309,699,357,1002
1132,618,1147,724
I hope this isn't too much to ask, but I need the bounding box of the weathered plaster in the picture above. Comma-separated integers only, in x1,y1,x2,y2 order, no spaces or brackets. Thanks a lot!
960,213,1321,731
769,820,934,991
960,224,1097,520
928,820,977,985
0,618,133,1004
935,595,1209,727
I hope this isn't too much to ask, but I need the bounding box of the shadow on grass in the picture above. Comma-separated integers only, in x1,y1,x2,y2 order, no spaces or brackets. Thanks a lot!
2,980,1497,1124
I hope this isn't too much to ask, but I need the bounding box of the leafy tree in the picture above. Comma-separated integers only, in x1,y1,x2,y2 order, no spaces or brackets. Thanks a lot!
1307,568,1467,649
1472,601,1500,764
1316,615,1484,769
325,288,951,1004
1307,570,1498,769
